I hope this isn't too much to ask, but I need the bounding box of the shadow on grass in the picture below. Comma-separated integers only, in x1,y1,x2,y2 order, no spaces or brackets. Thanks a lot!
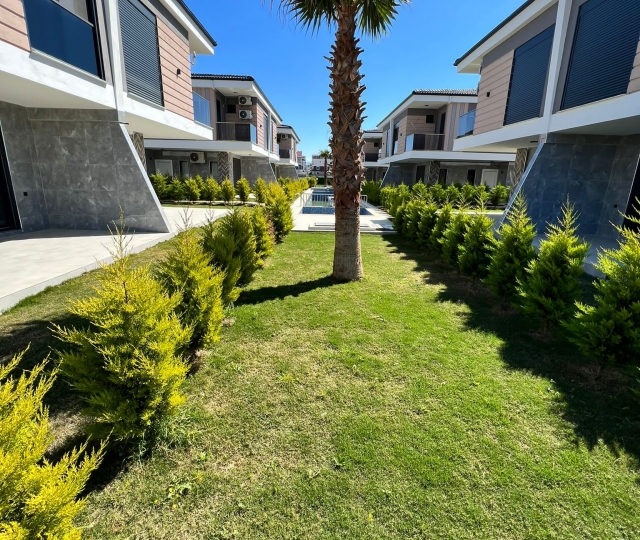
382,234,640,468
237,275,338,306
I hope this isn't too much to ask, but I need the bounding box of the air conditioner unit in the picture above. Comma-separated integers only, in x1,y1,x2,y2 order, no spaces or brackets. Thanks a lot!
189,152,205,164
238,96,252,106
239,110,253,120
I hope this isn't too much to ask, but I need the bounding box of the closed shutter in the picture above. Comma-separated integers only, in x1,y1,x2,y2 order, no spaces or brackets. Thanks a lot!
118,0,163,106
504,25,555,125
562,0,640,110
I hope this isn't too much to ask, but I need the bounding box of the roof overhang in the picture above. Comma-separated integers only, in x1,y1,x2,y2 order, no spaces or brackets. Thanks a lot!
278,125,301,142
378,150,515,165
377,92,478,129
454,0,557,74
160,0,216,55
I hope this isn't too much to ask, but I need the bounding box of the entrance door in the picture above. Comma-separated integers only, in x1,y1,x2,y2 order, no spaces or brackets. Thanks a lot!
233,158,242,184
0,128,18,231
415,165,426,184
624,156,640,231
481,169,499,188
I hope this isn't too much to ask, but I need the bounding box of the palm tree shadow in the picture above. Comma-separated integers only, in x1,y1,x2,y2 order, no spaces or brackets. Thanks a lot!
237,275,338,306
382,234,640,468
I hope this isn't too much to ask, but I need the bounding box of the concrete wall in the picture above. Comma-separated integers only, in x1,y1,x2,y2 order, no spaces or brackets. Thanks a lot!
519,134,640,238
0,101,168,233
241,156,276,184
275,164,297,180
383,164,415,186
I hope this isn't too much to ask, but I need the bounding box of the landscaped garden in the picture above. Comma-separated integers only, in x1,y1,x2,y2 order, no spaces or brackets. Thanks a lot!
2,224,639,537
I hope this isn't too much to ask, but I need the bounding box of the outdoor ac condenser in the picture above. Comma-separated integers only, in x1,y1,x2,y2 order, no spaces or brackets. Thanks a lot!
238,96,252,106
189,152,205,164
239,110,253,120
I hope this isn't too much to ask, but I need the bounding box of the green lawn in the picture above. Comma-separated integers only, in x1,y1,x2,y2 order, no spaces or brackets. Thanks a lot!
1,233,639,538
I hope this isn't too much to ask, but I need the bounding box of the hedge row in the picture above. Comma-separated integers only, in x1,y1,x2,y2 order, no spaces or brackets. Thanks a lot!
388,193,640,368
2,193,297,536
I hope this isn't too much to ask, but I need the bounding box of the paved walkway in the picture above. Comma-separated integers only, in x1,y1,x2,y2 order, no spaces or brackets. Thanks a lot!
0,207,227,313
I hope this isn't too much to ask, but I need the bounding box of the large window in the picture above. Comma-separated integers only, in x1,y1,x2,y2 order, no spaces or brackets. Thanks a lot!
23,0,103,77
504,25,555,125
119,0,163,105
562,0,640,110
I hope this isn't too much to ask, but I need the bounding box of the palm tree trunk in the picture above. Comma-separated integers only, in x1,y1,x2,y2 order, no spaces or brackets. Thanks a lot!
329,5,364,281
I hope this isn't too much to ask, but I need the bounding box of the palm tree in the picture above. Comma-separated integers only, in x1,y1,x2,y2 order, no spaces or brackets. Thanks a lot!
318,149,332,186
270,0,409,281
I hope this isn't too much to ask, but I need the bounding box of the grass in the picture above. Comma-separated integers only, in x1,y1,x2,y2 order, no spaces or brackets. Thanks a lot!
1,233,639,538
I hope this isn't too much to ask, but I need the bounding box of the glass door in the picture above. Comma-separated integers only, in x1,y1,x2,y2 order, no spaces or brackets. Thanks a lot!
0,128,18,231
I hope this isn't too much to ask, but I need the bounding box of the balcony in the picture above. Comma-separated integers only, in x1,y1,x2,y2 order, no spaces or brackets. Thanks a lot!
457,110,476,138
193,93,211,127
405,134,444,152
23,0,102,77
363,153,379,162
280,148,292,160
215,122,258,144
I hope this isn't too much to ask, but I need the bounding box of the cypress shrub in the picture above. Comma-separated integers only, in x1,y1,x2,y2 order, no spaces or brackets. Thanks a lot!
266,182,294,242
568,207,640,365
460,184,477,207
183,177,201,202
519,200,589,326
202,208,259,305
485,194,536,303
417,201,439,247
54,222,191,441
156,220,225,351
220,179,235,205
429,184,446,206
411,182,429,200
254,177,268,204
489,185,509,206
444,185,460,206
427,205,452,254
441,209,471,266
150,173,169,200
393,203,407,234
361,180,382,206
202,177,221,202
236,177,251,204
0,350,103,538
405,200,424,240
168,177,185,201
458,209,495,280
251,206,275,262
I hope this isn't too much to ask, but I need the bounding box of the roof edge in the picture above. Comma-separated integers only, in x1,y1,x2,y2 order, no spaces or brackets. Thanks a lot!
175,0,217,48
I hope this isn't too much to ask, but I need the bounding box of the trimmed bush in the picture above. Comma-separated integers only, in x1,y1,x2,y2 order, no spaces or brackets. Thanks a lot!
485,193,536,303
519,200,589,326
0,350,103,538
254,177,268,204
404,200,424,240
430,184,446,206
460,184,477,207
489,185,509,206
266,182,294,242
156,217,224,351
393,203,407,234
458,209,494,280
308,176,318,188
202,208,259,305
251,206,275,262
220,179,235,205
568,205,640,365
444,185,460,206
361,179,382,206
168,177,185,201
412,182,429,200
441,209,471,266
183,177,201,202
54,222,191,441
427,205,452,254
236,177,251,204
417,201,439,247
202,177,221,202
150,173,169,200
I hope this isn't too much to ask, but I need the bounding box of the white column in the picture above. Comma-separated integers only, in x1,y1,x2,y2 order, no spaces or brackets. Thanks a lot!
103,0,127,123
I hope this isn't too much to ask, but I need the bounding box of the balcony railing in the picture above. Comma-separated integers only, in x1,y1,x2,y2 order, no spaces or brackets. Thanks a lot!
457,109,476,138
193,93,211,127
363,153,379,162
215,122,257,144
23,0,102,77
405,134,445,152
280,148,292,159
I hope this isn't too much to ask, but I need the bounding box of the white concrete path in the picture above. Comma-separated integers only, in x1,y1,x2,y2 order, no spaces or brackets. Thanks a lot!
0,207,228,313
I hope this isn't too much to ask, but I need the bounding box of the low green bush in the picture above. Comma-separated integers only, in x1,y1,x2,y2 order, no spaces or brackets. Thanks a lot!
236,177,251,204
202,177,221,202
361,180,382,206
485,194,536,304
150,173,170,200
568,202,640,365
458,208,495,280
251,206,275,262
266,182,294,242
441,209,471,266
254,178,268,204
220,179,236,205
412,181,429,200
427,205,452,254
183,177,201,202
519,200,589,326
405,200,424,240
0,350,103,538
393,203,407,234
168,177,185,201
444,185,460,206
156,219,224,351
489,185,509,206
54,222,191,442
417,201,439,247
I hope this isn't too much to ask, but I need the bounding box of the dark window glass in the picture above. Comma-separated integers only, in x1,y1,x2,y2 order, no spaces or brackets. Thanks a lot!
426,114,435,123
439,169,448,184
227,104,237,114
373,142,379,148
467,169,476,185
23,0,102,77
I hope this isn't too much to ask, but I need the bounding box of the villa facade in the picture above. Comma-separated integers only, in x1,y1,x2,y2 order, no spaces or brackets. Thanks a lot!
376,90,515,187
453,0,640,238
0,0,216,233
144,74,300,184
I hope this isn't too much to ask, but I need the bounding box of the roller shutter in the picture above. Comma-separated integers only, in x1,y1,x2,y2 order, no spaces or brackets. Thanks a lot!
562,0,640,110
118,0,163,106
504,25,555,126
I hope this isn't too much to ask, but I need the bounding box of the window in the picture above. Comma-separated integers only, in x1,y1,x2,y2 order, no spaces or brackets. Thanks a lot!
227,104,237,114
119,0,163,105
426,114,435,123
467,169,476,185
179,161,189,177
373,142,379,148
154,159,173,176
438,169,448,184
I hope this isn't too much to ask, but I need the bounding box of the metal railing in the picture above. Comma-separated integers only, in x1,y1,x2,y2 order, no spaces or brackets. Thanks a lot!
405,133,445,151
298,191,368,207
457,109,476,138
215,122,257,144
280,148,292,159
193,92,211,126
363,152,379,162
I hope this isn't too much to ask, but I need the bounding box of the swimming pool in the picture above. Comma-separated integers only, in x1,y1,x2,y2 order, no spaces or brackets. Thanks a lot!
300,189,371,215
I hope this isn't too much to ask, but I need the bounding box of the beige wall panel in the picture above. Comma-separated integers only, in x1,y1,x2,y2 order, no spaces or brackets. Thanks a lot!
474,51,514,135
0,0,28,51
628,41,640,94
157,18,193,120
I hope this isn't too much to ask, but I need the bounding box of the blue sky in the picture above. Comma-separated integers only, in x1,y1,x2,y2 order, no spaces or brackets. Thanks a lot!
188,0,525,157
